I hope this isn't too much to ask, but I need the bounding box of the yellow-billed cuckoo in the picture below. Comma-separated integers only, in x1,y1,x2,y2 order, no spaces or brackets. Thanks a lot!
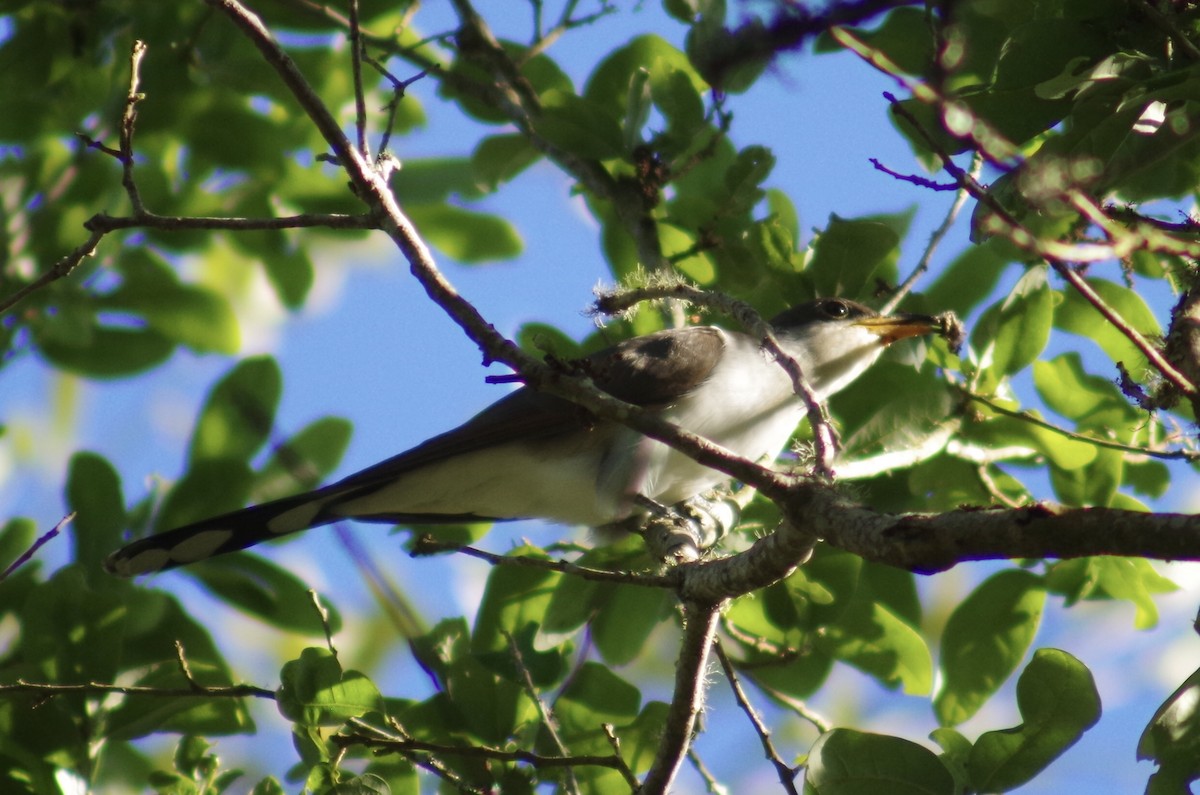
105,298,943,576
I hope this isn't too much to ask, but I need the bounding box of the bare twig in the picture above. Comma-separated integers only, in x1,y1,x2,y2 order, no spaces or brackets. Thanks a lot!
524,0,617,62
0,512,74,580
348,0,369,159
754,683,832,734
334,730,631,772
882,152,981,312
964,388,1200,461
0,679,275,700
120,40,148,213
714,640,800,795
352,718,489,794
85,211,377,232
872,83,1198,398
687,747,730,795
504,631,581,795
410,536,674,588
600,724,641,791
309,589,338,659
173,641,202,690
0,231,103,316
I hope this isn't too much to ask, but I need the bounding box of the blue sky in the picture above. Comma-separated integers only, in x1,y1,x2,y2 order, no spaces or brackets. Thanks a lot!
3,2,1199,791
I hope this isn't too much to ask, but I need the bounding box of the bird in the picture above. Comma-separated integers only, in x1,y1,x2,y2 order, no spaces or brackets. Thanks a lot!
105,298,943,576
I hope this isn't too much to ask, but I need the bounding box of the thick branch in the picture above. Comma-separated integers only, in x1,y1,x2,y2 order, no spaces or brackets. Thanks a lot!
669,484,1200,598
791,487,1200,575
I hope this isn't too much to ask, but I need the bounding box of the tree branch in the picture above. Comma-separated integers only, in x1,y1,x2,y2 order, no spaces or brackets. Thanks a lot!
714,640,800,795
0,678,275,700
639,601,722,795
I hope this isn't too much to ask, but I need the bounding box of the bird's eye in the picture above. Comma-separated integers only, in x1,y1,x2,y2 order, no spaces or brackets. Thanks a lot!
822,300,848,318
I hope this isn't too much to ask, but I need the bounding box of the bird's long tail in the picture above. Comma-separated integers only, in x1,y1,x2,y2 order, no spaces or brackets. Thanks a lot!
104,489,342,577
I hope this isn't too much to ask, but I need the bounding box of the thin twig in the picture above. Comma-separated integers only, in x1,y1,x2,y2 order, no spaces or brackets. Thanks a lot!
348,0,369,159
874,82,1198,397
0,512,74,580
85,211,378,232
504,631,581,795
334,731,630,772
964,388,1200,461
309,589,338,659
411,537,675,588
687,747,730,795
361,718,488,794
600,724,641,792
714,640,800,795
0,231,103,315
120,40,148,213
173,640,202,690
753,682,832,734
882,151,981,312
0,679,276,699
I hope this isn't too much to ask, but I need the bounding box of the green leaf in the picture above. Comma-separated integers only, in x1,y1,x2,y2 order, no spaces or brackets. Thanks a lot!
471,134,541,191
805,728,956,795
471,547,559,657
972,266,1053,382
533,90,624,160
930,727,973,791
66,451,126,573
650,66,705,148
260,245,315,310
659,222,717,284
935,570,1046,726
1033,352,1137,427
393,157,486,204
806,214,902,299
585,35,701,120
0,518,37,574
967,649,1101,793
1045,557,1177,629
591,583,671,666
556,662,641,734
35,324,175,379
254,417,353,501
21,566,126,683
820,592,933,695
102,249,240,355
816,7,935,74
1049,445,1123,506
154,458,254,533
1054,279,1161,372
107,662,255,740
188,357,282,464
278,647,382,727
925,238,1012,317
406,203,523,263
1139,667,1200,791
623,66,652,151
722,145,775,217
187,554,343,635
